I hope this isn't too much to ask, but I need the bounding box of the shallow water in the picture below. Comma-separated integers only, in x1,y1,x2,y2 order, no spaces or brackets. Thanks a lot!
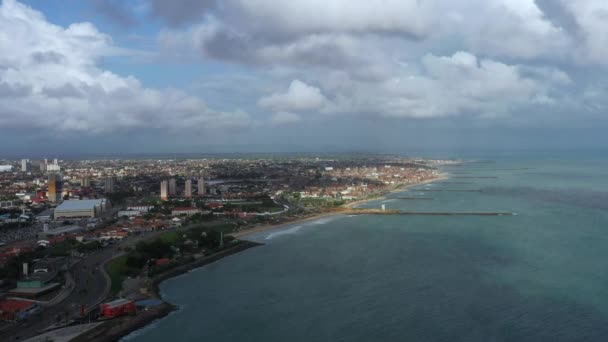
125,155,608,342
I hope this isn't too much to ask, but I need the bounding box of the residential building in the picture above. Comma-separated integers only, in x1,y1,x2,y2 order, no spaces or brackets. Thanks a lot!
21,159,31,172
105,176,114,194
168,178,176,196
160,180,168,201
184,179,192,198
47,173,63,203
198,176,205,196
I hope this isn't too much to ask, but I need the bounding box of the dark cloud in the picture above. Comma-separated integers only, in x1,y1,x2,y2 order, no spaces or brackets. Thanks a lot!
0,82,31,98
534,0,580,34
150,0,216,26
30,51,66,64
42,84,84,98
93,0,137,28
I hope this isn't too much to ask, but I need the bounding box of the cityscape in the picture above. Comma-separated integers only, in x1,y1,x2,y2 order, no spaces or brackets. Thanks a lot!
0,155,448,340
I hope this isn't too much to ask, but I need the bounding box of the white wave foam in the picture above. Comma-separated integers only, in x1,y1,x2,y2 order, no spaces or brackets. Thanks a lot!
307,217,337,225
265,226,302,240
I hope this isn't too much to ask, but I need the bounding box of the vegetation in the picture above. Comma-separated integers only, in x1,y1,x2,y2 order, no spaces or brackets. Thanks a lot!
105,255,132,295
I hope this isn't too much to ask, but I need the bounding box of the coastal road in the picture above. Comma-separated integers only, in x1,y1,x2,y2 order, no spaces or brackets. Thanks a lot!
0,248,116,341
0,229,176,341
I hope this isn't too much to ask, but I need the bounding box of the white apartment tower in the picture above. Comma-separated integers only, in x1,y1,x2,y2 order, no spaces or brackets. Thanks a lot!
160,180,168,201
198,176,205,196
185,179,192,198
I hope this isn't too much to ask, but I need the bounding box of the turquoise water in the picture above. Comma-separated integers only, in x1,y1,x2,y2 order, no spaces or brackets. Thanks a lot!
126,156,608,341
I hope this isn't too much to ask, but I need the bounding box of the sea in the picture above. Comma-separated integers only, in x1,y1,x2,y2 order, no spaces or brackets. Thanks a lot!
125,152,608,342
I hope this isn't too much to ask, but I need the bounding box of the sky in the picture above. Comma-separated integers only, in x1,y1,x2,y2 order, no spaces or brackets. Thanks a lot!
1,0,608,156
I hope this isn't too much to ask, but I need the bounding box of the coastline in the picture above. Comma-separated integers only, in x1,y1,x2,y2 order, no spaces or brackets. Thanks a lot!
73,240,263,342
73,173,449,341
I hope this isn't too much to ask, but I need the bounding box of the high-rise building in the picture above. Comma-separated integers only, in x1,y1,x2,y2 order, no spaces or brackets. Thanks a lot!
168,178,176,196
105,176,114,194
198,176,205,196
40,159,47,173
21,159,31,172
160,180,168,201
81,176,91,187
47,159,60,172
184,179,192,198
48,173,63,203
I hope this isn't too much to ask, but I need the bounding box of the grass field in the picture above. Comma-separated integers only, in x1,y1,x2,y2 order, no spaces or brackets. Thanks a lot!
105,254,129,295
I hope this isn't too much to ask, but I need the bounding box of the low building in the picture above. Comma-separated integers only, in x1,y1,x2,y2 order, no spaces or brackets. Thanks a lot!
54,199,106,219
118,210,142,218
171,207,202,217
101,299,136,318
40,225,85,237
0,299,40,321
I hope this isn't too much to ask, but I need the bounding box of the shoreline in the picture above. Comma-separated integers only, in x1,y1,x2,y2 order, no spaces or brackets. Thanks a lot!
73,241,263,342
72,173,449,341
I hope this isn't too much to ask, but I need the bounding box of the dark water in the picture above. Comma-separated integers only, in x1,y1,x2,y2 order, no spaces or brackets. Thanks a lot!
126,156,608,342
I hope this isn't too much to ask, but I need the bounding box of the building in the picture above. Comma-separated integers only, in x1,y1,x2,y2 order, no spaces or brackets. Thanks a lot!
47,173,63,203
0,165,13,172
184,179,192,198
54,199,106,219
0,299,40,321
101,299,136,318
118,210,142,218
198,176,205,196
105,176,114,194
171,207,202,217
127,205,153,212
160,180,168,201
21,159,31,172
168,178,176,196
81,176,91,187
47,159,60,172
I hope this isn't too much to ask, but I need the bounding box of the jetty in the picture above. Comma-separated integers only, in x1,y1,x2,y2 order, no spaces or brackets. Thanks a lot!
452,176,497,179
409,189,482,192
341,208,514,216
394,197,434,200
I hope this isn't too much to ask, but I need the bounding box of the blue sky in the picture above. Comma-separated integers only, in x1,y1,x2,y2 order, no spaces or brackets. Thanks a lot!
1,0,608,156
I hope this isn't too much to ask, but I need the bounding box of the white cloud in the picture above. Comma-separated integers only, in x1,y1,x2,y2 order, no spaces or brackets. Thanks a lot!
0,0,250,133
456,0,571,59
259,80,327,112
319,51,566,119
559,0,608,65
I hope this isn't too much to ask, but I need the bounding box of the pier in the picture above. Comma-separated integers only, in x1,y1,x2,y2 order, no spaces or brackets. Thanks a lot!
452,176,497,179
409,189,482,192
342,208,514,216
394,197,434,200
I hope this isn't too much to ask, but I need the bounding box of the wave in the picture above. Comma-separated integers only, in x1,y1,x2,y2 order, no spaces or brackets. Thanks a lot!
265,226,302,240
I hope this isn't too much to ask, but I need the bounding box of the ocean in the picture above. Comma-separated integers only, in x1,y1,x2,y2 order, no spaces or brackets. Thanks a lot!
125,154,608,341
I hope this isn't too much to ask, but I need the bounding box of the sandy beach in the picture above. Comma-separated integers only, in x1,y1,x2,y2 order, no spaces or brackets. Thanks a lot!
233,173,449,239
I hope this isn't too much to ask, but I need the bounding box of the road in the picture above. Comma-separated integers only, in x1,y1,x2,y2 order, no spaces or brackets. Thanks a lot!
0,229,174,341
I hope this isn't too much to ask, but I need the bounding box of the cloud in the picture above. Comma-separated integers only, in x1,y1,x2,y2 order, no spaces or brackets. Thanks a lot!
93,0,137,28
149,0,216,26
0,0,250,133
259,80,327,112
271,112,301,125
558,0,608,65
